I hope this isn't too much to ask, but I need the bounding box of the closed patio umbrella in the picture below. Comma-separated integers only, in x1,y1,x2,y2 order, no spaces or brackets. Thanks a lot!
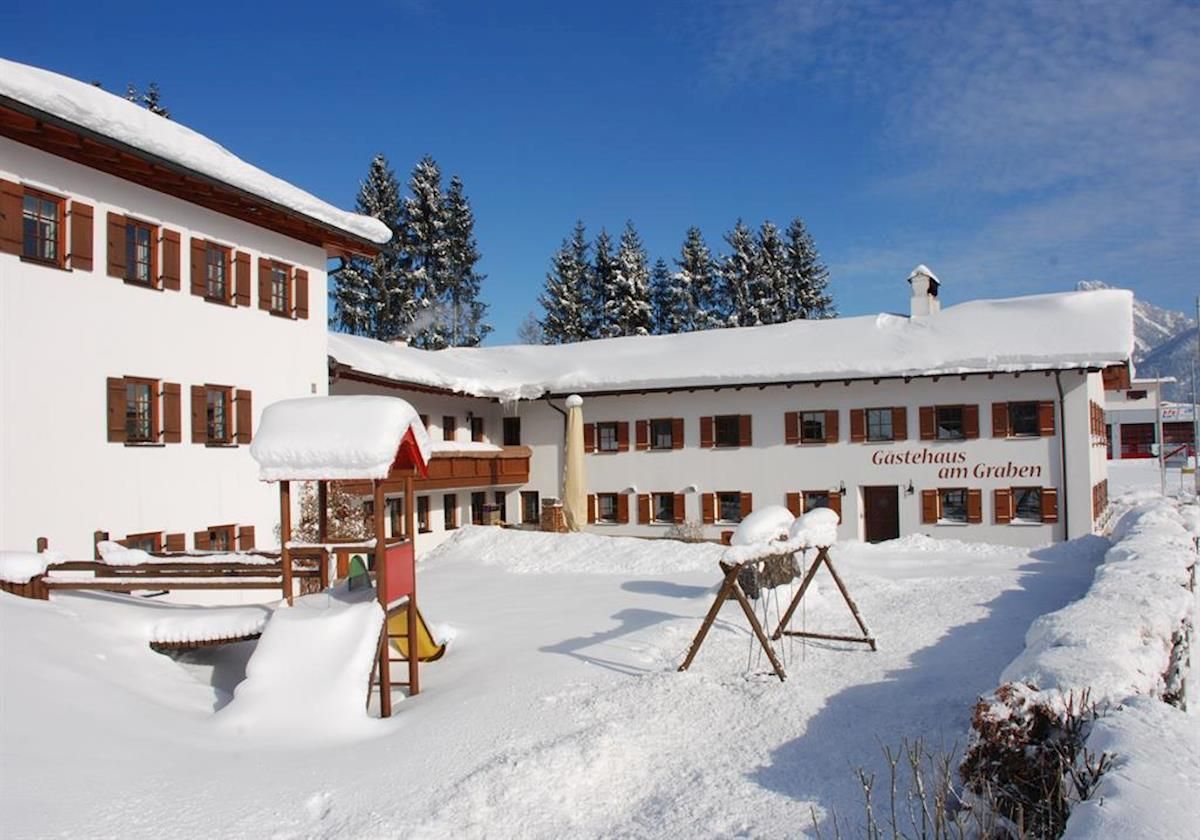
562,394,587,531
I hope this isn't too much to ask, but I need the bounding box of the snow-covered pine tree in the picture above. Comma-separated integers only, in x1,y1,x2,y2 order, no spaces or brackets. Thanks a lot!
784,217,835,319
650,258,684,335
441,175,491,346
401,156,449,349
538,222,590,344
607,221,654,337
677,226,722,331
588,228,618,339
142,82,170,118
125,83,139,103
756,220,788,324
718,220,762,327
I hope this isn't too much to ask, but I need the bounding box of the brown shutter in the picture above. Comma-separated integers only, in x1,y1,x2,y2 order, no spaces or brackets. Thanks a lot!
1038,401,1056,436
294,268,309,319
617,493,629,524
107,213,127,278
258,257,271,309
672,418,684,449
69,201,93,271
892,407,908,441
1041,488,1059,523
673,493,685,523
162,382,181,443
992,403,1009,438
0,179,22,254
739,415,752,447
921,489,938,524
828,493,842,523
825,410,839,443
235,389,252,444
193,530,212,551
637,493,650,523
784,411,800,445
161,229,181,290
587,494,596,524
967,489,982,524
616,422,630,452
850,409,866,442
994,489,1012,524
106,377,127,443
164,533,185,552
191,386,206,443
702,493,716,524
700,416,714,448
190,237,206,295
635,420,649,450
786,492,802,516
919,406,936,440
237,525,256,551
740,492,753,519
583,423,596,453
964,404,980,439
234,251,251,306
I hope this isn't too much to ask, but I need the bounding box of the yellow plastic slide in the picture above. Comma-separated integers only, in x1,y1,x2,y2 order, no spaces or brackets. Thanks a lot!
387,604,446,662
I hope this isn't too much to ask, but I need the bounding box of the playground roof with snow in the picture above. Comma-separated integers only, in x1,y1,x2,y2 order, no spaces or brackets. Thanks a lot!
328,288,1135,401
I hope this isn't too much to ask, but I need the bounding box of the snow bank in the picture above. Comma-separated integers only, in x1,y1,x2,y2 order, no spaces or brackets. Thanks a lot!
0,550,65,583
250,395,431,481
0,58,390,245
328,289,1133,400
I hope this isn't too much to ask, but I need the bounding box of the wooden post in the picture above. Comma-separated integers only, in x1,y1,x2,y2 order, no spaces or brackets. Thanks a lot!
405,473,419,696
279,481,293,606
93,531,108,560
374,479,392,718
317,480,329,543
35,537,48,553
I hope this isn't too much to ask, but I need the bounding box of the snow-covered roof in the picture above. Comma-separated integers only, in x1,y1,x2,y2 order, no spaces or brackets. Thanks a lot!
328,289,1134,401
249,396,431,481
0,58,390,246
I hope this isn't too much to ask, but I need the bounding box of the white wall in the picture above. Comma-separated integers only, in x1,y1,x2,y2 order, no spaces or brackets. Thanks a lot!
0,138,329,558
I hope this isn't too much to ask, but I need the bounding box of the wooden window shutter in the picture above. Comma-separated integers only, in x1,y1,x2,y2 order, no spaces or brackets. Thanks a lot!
190,386,206,443
1038,401,1056,436
967,489,982,524
162,382,181,443
234,251,251,306
635,420,649,450
740,492,753,519
994,489,1012,524
850,409,866,442
583,423,596,453
892,406,908,441
739,415,753,447
258,257,271,309
964,404,980,439
237,525,256,551
673,493,685,523
828,493,842,523
0,179,22,254
919,406,936,440
824,410,839,443
69,201,94,271
786,492,802,516
637,493,650,523
587,494,596,524
193,530,212,551
672,418,684,449
164,533,185,552
616,422,630,452
700,416,714,448
161,229,181,290
1041,488,1059,523
294,268,309,319
189,237,206,295
235,389,253,444
921,489,938,524
106,377,127,443
784,411,799,445
617,493,629,523
107,213,127,278
992,403,1009,437
702,493,716,524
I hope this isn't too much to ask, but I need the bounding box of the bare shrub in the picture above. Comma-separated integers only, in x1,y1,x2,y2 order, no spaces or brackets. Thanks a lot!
664,519,707,543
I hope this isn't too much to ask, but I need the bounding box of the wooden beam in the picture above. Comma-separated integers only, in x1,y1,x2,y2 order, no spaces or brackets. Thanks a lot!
279,480,293,605
374,479,392,718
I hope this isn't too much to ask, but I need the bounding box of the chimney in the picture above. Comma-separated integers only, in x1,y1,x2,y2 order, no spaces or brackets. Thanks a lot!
908,265,941,317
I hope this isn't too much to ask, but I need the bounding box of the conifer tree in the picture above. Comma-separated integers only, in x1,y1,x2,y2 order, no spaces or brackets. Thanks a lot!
401,156,449,349
588,228,618,339
441,175,491,346
608,221,653,337
651,257,687,335
539,222,590,344
756,220,788,325
719,220,762,327
677,226,722,331
142,82,170,118
784,217,835,319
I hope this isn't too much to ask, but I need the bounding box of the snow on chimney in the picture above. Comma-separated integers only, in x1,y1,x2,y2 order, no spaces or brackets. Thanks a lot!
908,265,941,317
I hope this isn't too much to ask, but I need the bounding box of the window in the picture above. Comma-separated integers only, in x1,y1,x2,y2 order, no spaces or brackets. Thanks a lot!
1126,389,1147,400
804,491,831,513
650,418,674,450
125,379,156,443
493,491,506,523
205,242,228,300
800,411,826,443
866,408,894,441
1009,402,1039,437
417,496,430,533
205,525,235,552
205,386,232,444
387,497,404,538
717,492,742,523
442,416,457,442
597,422,620,452
1013,487,1042,522
936,406,964,440
714,415,741,447
596,493,619,523
471,416,485,443
443,494,457,529
471,491,486,525
124,220,156,285
521,491,540,524
123,532,162,553
270,265,290,314
22,190,62,264
939,489,968,523
652,493,674,523
503,417,522,446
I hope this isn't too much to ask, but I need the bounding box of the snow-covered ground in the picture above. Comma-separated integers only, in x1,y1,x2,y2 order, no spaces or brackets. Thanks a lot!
0,525,1111,838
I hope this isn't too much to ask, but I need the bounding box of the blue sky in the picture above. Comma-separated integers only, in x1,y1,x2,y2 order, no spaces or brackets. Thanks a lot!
4,0,1197,342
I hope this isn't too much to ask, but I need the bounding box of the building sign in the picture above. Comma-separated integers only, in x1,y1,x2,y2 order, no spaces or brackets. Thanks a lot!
1161,404,1195,422
871,449,1043,480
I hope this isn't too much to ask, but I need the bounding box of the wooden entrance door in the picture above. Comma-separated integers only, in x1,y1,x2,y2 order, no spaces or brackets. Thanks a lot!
863,486,899,543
